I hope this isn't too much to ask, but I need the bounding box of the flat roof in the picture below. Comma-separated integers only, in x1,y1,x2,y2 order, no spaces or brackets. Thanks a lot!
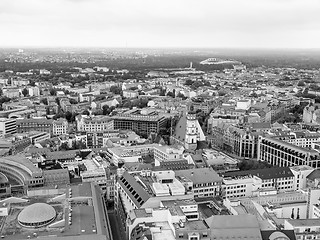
286,218,320,227
175,168,222,184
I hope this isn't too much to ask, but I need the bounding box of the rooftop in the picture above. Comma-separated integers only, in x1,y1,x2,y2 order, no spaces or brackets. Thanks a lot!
206,215,262,240
286,218,320,227
175,168,222,184
261,136,320,154
223,167,294,180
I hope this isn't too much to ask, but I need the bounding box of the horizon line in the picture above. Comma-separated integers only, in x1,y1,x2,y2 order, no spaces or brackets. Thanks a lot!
1,46,320,51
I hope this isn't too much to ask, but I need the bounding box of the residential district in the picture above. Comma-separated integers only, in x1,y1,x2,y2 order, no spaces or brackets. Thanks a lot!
1,54,320,240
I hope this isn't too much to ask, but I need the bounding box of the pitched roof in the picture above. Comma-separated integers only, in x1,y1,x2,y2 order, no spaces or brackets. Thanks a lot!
251,122,271,129
173,114,187,143
118,172,150,208
307,169,320,181
223,167,294,180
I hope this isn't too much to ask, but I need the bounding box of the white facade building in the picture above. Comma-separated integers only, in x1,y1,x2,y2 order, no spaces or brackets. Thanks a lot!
52,118,68,136
0,118,16,137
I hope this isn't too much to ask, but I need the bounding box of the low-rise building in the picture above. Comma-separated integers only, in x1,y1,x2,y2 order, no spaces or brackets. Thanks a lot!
76,115,114,132
52,118,68,136
0,118,16,137
175,168,223,198
16,118,53,134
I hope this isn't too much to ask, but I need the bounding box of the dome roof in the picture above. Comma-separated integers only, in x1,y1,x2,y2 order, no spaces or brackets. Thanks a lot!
18,203,56,226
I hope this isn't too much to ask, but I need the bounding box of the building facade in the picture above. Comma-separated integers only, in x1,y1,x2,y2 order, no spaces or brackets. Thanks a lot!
258,136,320,168
0,118,16,137
76,115,114,132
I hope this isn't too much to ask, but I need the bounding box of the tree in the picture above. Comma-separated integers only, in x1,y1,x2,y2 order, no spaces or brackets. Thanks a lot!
69,98,78,104
40,98,48,105
60,142,70,151
29,80,36,86
218,89,228,96
50,88,57,96
65,111,76,122
129,86,138,91
185,79,193,86
177,92,185,99
297,80,306,87
110,85,122,95
166,91,175,98
22,88,28,97
102,105,110,115
159,88,166,96
82,110,90,115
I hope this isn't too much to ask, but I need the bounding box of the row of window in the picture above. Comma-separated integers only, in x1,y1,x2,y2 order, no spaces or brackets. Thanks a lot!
226,189,245,195
194,188,217,193
193,182,217,188
226,185,246,189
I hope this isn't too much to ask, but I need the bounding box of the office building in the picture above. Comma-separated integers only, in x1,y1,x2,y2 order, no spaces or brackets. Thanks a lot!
0,118,16,137
258,136,320,168
112,109,168,137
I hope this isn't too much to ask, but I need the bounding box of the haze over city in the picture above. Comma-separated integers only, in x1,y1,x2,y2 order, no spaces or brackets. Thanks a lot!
2,1,320,240
1,0,320,49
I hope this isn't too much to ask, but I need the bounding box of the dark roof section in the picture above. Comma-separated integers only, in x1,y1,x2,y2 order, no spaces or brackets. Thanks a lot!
307,169,320,181
223,167,294,180
80,150,93,159
260,230,296,240
173,114,187,142
119,172,150,208
251,122,271,129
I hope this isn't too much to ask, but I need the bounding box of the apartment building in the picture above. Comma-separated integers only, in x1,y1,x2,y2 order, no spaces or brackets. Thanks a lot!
76,115,114,132
270,130,320,148
52,118,68,136
59,98,72,112
16,118,53,134
207,106,244,132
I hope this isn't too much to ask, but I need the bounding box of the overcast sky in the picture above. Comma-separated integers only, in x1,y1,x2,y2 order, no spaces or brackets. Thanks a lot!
0,0,319,49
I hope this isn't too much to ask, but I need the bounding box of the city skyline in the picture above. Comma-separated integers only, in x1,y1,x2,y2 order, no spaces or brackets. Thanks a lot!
0,0,320,49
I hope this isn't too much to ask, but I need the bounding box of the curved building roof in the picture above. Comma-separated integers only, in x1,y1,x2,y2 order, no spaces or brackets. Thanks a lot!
18,203,56,225
0,172,9,184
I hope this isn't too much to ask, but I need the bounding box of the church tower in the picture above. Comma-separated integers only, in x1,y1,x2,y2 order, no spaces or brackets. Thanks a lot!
185,112,198,151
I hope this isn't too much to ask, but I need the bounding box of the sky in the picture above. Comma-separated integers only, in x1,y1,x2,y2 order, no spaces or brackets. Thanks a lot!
0,0,320,49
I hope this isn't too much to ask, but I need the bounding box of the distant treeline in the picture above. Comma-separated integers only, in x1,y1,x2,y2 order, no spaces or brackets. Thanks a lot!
1,50,320,72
